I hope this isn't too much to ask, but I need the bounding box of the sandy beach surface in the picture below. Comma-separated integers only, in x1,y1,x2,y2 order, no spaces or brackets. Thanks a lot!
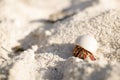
0,0,120,80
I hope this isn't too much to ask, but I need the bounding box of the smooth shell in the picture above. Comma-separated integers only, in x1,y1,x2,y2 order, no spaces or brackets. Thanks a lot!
76,34,98,54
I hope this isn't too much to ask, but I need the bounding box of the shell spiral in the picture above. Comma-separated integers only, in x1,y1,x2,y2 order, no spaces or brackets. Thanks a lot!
76,34,98,54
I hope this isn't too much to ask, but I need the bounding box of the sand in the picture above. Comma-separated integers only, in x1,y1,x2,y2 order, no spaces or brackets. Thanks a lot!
0,0,120,80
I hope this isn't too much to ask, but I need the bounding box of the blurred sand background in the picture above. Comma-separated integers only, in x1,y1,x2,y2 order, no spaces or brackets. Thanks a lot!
0,0,120,80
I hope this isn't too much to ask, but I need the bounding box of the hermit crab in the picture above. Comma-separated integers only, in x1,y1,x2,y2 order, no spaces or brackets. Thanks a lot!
73,34,98,61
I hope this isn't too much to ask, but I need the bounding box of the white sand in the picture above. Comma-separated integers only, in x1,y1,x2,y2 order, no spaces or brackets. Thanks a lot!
0,0,120,80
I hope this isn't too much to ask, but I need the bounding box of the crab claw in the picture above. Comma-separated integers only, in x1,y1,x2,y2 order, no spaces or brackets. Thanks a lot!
89,53,96,61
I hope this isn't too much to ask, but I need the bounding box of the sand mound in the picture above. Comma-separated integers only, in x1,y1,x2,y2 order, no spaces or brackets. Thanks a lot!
63,57,120,80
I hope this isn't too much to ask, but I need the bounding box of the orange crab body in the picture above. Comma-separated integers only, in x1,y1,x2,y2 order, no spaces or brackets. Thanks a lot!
73,45,96,61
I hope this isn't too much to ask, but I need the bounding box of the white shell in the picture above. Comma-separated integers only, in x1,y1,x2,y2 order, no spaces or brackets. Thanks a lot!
76,34,98,54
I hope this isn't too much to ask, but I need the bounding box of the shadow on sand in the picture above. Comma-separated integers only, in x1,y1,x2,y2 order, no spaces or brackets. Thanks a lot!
36,43,75,59
30,0,99,23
